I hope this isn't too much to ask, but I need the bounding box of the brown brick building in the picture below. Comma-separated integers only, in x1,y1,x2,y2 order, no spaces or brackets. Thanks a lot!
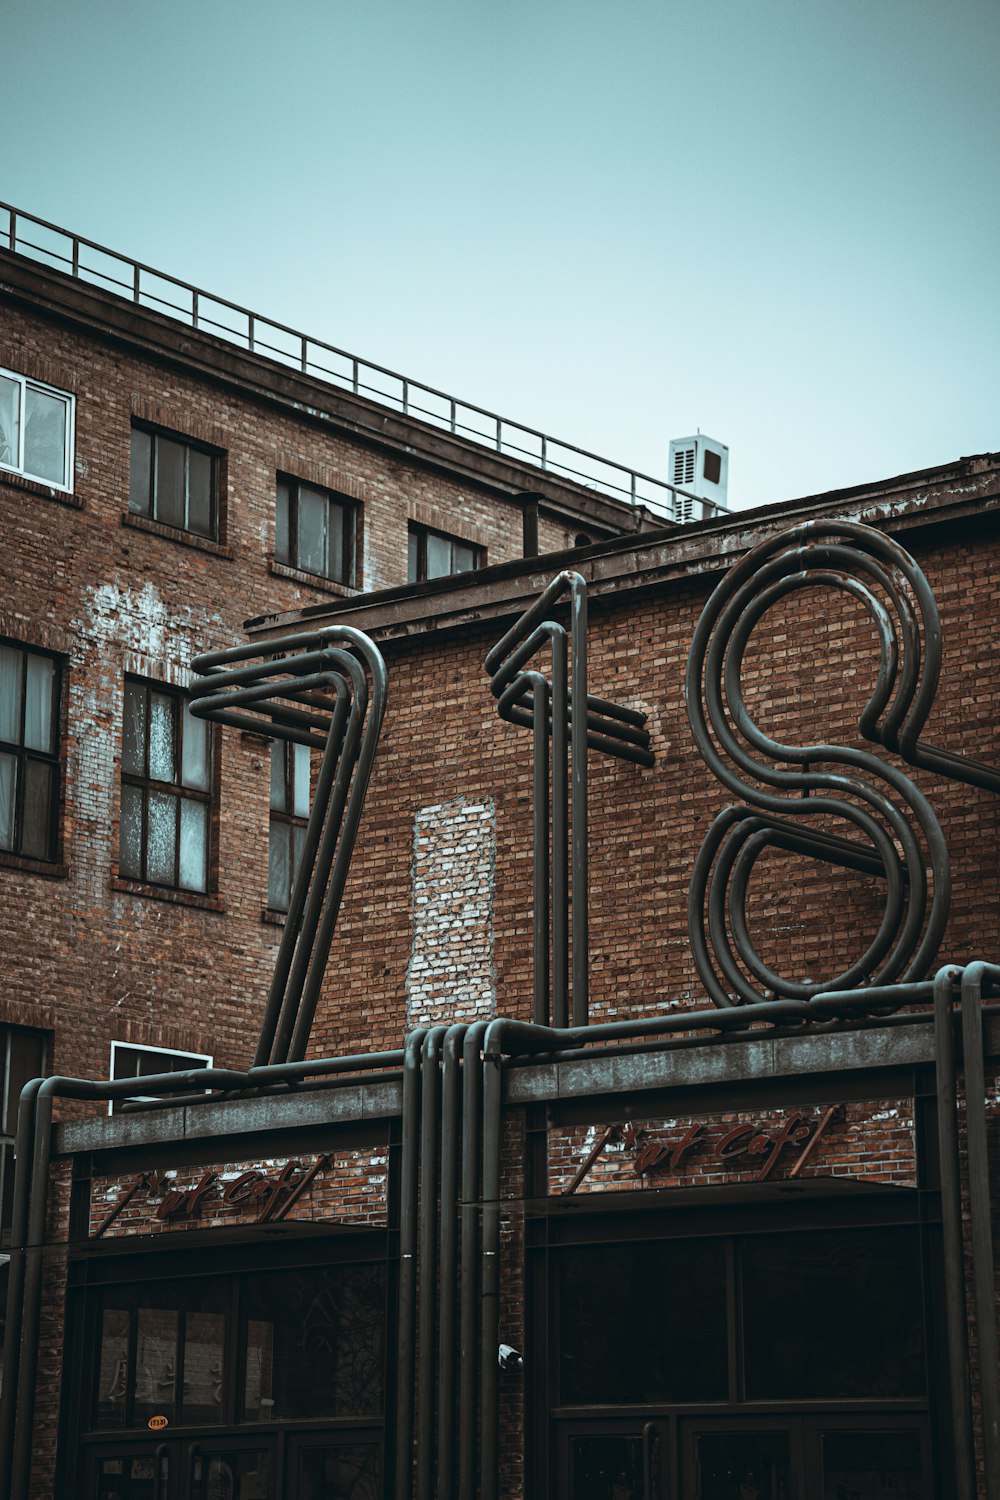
0,207,998,1500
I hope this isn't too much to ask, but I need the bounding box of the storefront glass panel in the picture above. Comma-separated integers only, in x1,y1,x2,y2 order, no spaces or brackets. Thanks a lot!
821,1429,925,1499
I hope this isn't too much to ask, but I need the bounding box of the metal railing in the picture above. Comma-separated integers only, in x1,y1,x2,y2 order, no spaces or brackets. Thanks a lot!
0,202,726,525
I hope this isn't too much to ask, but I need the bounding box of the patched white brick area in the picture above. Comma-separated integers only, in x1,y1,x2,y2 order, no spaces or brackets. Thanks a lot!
406,798,496,1027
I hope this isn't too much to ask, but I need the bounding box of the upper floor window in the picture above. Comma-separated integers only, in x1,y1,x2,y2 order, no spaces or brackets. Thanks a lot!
109,1041,213,1113
129,425,219,540
268,740,311,912
0,642,62,862
407,523,483,583
0,1026,48,1242
275,476,356,585
0,367,75,491
119,679,213,893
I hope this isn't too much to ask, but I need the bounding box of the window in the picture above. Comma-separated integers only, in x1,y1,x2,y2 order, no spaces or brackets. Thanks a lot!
129,426,219,540
407,523,482,583
703,448,722,484
268,740,311,912
0,1027,48,1242
0,642,62,862
0,367,74,490
276,477,356,585
119,679,212,892
88,1260,386,1430
109,1041,213,1114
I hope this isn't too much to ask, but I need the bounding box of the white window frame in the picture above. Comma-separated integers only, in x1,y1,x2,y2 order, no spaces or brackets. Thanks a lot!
108,1040,213,1114
0,366,75,492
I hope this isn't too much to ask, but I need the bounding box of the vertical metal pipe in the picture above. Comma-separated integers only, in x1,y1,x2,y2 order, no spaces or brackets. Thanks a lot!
551,629,569,1029
959,962,1000,1492
255,681,351,1065
437,1024,467,1500
416,1026,447,1500
479,1039,504,1500
533,675,550,1026
394,1028,427,1500
569,575,589,1025
9,1086,54,1500
932,966,975,1500
459,1021,490,1499
0,1078,43,1500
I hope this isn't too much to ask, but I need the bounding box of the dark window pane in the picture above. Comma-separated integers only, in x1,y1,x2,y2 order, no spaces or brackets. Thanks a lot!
118,783,143,879
297,484,328,576
122,682,147,777
822,1430,925,1499
129,428,152,515
24,653,55,753
181,1311,225,1424
193,1450,271,1499
425,531,451,579
181,705,210,791
179,797,208,892
23,386,68,485
148,693,176,783
742,1228,925,1399
328,499,346,582
133,1306,178,1423
20,758,53,859
187,447,214,537
703,448,722,484
569,1436,643,1500
452,542,477,573
0,645,23,744
146,791,177,885
275,480,291,563
5,1030,46,1136
297,1445,381,1500
268,819,290,911
0,753,14,851
695,1431,790,1500
154,436,186,530
270,741,287,812
242,1263,386,1419
558,1239,727,1404
407,529,418,583
95,1307,130,1429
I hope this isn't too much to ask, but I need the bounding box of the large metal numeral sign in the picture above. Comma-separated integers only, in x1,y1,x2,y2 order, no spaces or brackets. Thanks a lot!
686,519,1000,1009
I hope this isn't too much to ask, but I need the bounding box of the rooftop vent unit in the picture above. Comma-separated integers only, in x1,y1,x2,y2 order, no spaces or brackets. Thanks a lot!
668,435,729,521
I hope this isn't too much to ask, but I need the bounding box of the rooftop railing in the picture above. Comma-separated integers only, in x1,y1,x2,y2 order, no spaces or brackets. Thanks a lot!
0,202,726,526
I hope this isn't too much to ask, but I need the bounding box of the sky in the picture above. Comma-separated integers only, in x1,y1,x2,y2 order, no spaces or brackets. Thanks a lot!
4,0,998,511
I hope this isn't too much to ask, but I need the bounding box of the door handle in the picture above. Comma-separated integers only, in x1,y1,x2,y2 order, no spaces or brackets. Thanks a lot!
154,1442,169,1500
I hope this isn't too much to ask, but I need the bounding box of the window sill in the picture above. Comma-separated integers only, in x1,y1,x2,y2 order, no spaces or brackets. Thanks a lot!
111,876,225,912
261,907,287,927
0,850,69,880
269,560,360,598
122,511,233,558
0,470,83,508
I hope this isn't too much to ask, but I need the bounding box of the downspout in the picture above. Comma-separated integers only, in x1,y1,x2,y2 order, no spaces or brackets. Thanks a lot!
416,1026,448,1500
394,1028,427,1500
458,1020,491,1499
437,1024,468,1500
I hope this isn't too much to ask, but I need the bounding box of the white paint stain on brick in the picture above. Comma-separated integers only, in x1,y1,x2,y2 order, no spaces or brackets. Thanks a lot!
406,797,496,1027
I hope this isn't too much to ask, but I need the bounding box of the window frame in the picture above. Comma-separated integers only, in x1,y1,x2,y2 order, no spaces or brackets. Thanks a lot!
108,1040,214,1114
407,522,484,583
0,366,75,492
0,1026,48,1244
118,677,214,895
128,423,221,541
267,739,312,914
275,475,357,586
0,640,63,863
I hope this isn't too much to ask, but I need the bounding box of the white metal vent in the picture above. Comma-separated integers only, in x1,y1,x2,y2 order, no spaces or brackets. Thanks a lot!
673,447,696,487
674,493,694,524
